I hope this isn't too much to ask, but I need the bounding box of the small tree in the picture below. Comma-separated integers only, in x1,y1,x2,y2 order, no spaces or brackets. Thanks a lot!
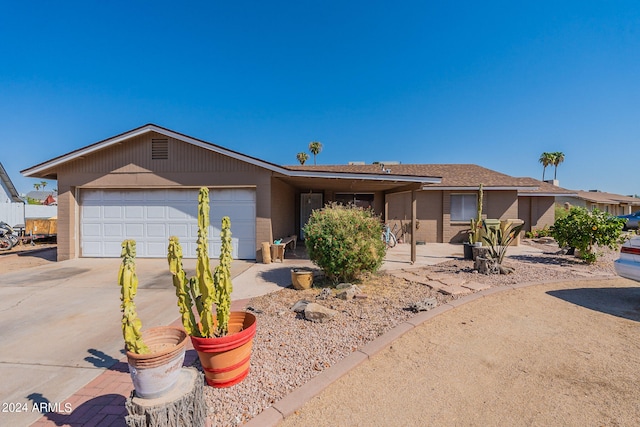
308,141,323,165
303,203,386,283
296,152,309,165
552,152,565,180
551,207,625,263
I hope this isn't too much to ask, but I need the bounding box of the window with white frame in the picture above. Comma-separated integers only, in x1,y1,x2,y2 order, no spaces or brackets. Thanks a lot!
450,194,477,222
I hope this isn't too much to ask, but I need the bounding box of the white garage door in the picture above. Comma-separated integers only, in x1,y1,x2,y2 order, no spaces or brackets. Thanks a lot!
80,189,256,259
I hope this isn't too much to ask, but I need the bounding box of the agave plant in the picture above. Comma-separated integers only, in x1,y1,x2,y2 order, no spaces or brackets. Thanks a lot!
481,220,524,273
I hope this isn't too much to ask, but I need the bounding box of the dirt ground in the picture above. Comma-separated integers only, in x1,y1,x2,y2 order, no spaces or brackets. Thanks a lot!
280,277,640,427
0,244,57,274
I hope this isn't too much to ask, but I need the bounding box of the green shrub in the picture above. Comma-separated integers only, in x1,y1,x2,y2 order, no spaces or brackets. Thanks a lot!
550,207,626,263
303,203,386,283
525,226,552,239
555,203,570,221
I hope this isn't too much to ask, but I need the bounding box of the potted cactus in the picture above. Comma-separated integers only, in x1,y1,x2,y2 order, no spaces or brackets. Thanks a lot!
464,184,484,260
119,240,188,399
167,187,257,388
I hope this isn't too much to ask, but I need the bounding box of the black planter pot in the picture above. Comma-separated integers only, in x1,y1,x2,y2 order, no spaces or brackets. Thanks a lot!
463,243,474,260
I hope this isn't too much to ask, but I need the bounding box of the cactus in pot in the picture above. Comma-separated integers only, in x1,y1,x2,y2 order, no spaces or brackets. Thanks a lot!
469,183,484,245
119,239,188,399
119,239,150,354
167,187,256,388
167,187,235,338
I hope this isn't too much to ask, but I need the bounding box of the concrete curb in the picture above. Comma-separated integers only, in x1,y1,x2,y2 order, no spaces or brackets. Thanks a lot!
245,274,618,426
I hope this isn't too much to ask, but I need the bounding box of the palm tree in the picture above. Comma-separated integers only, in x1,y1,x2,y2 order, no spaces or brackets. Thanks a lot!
33,183,41,191
40,181,47,190
552,152,565,180
308,141,323,165
296,152,309,165
539,152,554,181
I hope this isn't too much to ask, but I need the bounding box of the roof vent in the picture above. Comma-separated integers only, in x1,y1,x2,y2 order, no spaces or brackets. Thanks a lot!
152,139,168,160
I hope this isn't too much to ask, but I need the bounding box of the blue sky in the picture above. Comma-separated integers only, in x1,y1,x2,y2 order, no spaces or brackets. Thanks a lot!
1,1,638,196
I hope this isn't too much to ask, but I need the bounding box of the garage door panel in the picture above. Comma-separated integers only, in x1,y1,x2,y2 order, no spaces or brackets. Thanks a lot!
146,242,168,257
147,224,167,237
168,224,190,239
104,223,124,236
125,206,144,219
104,241,123,257
82,223,101,237
125,224,144,237
104,191,124,202
83,205,101,219
81,189,256,259
146,206,166,219
104,206,122,219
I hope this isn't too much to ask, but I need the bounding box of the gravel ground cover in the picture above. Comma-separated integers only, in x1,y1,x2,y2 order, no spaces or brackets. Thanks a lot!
203,239,620,425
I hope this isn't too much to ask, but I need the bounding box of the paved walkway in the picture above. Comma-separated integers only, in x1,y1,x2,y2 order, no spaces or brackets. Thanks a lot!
17,243,544,426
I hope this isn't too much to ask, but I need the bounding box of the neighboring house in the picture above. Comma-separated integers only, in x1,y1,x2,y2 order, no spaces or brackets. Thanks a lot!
0,161,25,226
26,190,58,205
21,124,566,261
556,190,640,216
290,165,575,243
516,179,577,233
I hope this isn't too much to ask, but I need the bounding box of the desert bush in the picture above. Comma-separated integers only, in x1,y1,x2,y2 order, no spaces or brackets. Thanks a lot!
303,203,386,283
550,207,625,263
525,226,552,239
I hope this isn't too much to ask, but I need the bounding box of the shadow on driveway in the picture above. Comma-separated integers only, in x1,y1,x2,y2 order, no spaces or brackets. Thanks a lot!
547,286,640,322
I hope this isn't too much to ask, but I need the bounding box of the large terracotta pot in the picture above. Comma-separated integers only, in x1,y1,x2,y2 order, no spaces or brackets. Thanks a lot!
190,311,257,388
291,268,313,290
126,326,188,399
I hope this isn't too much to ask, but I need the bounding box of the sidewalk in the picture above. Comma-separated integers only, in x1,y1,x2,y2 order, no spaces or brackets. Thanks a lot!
28,243,539,426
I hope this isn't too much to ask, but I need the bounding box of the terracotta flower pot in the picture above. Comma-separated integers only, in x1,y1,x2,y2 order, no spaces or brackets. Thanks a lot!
291,268,313,290
126,326,188,399
190,311,257,388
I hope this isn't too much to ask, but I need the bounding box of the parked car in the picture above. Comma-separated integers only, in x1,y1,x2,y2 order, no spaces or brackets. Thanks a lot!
617,210,640,230
614,236,640,282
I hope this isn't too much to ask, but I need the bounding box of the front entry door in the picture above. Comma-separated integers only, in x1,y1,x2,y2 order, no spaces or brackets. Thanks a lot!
300,193,323,239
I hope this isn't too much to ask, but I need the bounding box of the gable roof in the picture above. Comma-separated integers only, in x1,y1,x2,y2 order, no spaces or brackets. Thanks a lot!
21,124,441,185
288,164,539,190
572,190,640,206
0,162,23,202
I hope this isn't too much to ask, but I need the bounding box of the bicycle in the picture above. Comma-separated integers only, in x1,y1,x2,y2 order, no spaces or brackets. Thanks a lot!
382,223,398,248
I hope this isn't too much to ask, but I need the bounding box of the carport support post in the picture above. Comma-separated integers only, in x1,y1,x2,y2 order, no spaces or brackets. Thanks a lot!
411,189,417,264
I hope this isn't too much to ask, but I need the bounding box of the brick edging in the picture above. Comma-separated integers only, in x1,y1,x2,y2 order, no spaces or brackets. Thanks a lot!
245,275,618,427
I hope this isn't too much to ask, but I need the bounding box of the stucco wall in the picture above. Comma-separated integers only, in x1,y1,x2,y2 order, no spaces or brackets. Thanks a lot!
271,177,296,242
519,196,555,232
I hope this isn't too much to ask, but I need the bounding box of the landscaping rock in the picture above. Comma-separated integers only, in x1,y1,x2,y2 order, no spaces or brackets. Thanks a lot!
304,303,338,323
291,299,311,313
316,288,332,300
408,297,438,312
336,283,353,289
336,284,362,300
